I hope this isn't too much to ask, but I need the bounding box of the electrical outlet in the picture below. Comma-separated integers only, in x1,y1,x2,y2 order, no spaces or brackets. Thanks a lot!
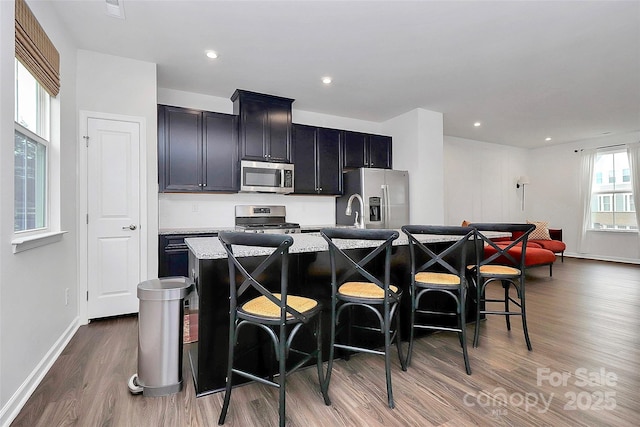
65,288,69,306
192,203,199,212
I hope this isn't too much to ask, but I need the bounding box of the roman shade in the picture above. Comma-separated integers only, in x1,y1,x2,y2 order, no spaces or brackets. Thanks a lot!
15,0,60,96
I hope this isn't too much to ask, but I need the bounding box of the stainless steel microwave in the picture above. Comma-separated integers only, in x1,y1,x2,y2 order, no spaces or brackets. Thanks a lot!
240,160,294,193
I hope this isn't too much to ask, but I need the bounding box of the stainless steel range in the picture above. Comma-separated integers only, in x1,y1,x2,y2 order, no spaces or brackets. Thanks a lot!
234,205,301,234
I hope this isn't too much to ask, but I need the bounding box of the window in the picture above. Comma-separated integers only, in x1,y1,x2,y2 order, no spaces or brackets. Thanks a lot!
595,172,603,184
14,58,50,233
590,150,637,230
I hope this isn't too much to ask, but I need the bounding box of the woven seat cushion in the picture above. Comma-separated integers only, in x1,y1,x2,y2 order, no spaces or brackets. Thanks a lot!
530,239,566,253
339,281,398,299
241,293,318,318
479,264,521,275
415,271,460,286
485,246,556,267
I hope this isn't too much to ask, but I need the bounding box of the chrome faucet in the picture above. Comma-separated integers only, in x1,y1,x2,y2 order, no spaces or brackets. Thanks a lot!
345,193,365,229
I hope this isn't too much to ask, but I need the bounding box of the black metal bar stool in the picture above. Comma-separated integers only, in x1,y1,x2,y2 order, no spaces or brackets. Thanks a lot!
401,225,475,374
320,228,406,409
217,232,330,427
468,223,536,350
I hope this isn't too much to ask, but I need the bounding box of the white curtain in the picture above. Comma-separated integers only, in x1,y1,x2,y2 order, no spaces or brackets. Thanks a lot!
578,148,596,253
627,142,640,239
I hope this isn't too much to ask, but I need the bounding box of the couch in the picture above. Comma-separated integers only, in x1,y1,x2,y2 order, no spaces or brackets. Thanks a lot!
487,225,565,276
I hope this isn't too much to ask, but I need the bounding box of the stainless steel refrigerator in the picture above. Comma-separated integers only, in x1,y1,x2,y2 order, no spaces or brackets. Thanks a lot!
336,168,410,229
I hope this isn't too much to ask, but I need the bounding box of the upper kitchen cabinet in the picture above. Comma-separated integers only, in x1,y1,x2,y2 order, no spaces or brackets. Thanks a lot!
292,124,342,195
203,111,239,191
158,105,238,192
368,134,393,169
343,131,392,169
231,90,294,163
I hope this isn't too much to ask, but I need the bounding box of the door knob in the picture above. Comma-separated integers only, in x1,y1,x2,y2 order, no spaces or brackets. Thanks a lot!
123,224,137,230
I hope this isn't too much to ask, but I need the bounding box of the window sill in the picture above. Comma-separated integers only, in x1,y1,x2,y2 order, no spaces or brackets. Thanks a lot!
587,228,638,234
12,230,68,254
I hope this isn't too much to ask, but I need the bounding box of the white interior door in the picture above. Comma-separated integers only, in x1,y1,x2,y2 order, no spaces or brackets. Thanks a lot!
87,117,141,319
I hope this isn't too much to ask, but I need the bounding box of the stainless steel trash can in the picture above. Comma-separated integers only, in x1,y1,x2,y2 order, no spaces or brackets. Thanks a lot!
128,277,194,397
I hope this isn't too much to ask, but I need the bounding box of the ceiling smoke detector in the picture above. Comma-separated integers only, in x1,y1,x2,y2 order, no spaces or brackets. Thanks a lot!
105,0,125,19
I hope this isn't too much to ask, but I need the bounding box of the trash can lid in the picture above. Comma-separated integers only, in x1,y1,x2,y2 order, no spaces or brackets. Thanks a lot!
137,277,194,301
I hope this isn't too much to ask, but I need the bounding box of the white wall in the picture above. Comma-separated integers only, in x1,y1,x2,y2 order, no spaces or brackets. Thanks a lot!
1,1,79,424
444,136,528,225
527,132,640,262
76,50,158,279
443,133,640,263
157,88,385,229
383,108,444,224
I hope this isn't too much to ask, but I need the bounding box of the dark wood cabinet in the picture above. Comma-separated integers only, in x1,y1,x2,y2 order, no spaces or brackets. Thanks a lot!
343,131,367,169
203,112,238,191
368,134,393,169
232,90,294,163
158,233,217,277
292,124,342,195
158,105,238,193
158,105,202,191
343,130,392,169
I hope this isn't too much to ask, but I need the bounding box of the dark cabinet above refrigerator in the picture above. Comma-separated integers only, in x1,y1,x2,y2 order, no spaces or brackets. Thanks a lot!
343,131,392,169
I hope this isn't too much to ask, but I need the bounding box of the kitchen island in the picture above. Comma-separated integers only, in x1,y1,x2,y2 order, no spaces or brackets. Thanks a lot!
185,231,482,396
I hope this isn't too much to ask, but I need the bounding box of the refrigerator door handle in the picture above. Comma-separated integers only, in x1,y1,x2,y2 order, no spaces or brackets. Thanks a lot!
382,184,390,228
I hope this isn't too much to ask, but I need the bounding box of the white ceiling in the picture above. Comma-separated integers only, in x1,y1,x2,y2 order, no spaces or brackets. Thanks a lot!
46,0,640,148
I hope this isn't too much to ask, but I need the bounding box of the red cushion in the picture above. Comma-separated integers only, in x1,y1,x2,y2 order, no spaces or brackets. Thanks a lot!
490,236,512,243
512,231,525,240
530,239,566,253
484,246,556,267
495,241,543,249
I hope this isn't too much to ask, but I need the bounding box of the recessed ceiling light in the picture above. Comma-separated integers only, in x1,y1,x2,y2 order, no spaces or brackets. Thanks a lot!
322,76,332,84
473,122,481,127
545,137,552,141
206,51,218,59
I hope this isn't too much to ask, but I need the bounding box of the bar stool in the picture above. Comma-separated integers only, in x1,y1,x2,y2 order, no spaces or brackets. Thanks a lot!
320,228,406,409
469,223,536,350
217,232,330,427
401,225,475,374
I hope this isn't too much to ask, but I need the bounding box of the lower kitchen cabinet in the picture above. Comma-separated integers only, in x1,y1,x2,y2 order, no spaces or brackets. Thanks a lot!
158,233,217,277
292,124,342,195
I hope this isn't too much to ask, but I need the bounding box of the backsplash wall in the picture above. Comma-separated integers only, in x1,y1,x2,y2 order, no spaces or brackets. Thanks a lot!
159,193,337,229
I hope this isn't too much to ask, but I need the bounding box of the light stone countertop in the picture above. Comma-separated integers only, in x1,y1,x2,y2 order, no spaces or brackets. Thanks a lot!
159,227,236,235
185,230,507,260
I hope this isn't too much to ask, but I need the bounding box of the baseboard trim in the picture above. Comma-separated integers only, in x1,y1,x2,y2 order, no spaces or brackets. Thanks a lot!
0,316,81,427
564,252,640,265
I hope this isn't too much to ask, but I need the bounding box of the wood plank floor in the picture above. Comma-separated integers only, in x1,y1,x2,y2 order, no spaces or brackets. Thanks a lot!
11,258,640,426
